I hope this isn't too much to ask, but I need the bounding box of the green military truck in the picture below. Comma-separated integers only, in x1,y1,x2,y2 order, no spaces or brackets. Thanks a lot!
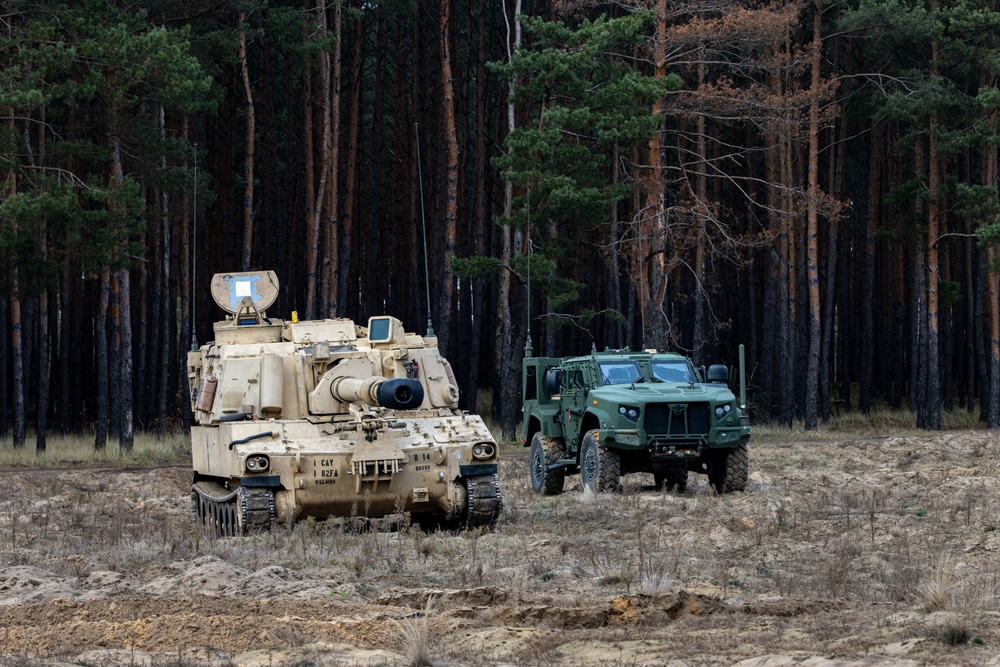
522,345,750,495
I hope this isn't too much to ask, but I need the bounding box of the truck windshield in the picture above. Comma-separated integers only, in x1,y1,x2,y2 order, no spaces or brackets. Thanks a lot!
650,361,694,383
599,361,641,385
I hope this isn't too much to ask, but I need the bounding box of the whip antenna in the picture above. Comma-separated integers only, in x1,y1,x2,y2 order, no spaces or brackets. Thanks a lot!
524,183,532,356
191,142,198,351
639,228,646,351
415,123,434,337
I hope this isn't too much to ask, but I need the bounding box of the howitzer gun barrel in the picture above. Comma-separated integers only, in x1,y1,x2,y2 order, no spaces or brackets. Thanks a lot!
331,376,424,410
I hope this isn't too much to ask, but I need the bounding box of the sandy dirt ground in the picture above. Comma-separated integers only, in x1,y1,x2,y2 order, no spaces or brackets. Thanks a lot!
1,433,999,666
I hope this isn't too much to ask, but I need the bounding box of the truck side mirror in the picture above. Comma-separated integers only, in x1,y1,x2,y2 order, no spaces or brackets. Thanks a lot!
707,364,729,383
544,369,562,395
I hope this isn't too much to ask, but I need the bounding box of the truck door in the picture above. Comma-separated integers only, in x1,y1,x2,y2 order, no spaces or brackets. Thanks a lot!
560,369,587,448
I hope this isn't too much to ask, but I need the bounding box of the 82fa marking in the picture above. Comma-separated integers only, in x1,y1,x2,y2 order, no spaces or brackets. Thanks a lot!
313,458,339,482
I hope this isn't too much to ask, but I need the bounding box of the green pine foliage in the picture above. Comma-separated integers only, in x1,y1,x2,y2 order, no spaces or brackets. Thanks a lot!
483,11,680,329
0,0,212,290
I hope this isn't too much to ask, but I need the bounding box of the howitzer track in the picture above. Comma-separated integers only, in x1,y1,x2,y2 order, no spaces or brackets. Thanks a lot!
464,474,503,528
192,482,275,537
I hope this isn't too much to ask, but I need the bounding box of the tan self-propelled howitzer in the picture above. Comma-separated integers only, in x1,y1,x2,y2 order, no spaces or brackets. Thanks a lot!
188,271,502,535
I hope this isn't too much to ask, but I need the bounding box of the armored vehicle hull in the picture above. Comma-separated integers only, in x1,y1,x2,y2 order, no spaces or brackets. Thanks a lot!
188,271,502,535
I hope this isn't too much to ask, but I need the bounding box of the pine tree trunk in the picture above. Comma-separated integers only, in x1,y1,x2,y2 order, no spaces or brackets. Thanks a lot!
303,3,317,319
984,110,1000,427
0,298,8,438
639,0,670,352
778,118,794,427
860,120,883,415
465,2,489,413
323,0,342,318
11,290,25,448
909,137,923,417
72,275,84,431
804,0,823,430
607,143,623,349
438,0,458,355
941,249,953,412
36,292,49,453
967,232,978,415
913,237,928,425
976,250,988,419
760,66,782,421
117,268,135,451
58,265,72,434
180,118,193,429
239,15,256,272
137,208,151,429
365,9,387,317
820,120,843,423
987,245,1000,427
159,106,172,438
926,108,942,429
338,0,362,314
692,56,708,367
35,110,49,451
96,267,110,451
495,0,522,439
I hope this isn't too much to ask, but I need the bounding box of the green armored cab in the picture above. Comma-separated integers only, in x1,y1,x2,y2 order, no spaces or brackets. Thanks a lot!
188,271,502,535
521,343,750,495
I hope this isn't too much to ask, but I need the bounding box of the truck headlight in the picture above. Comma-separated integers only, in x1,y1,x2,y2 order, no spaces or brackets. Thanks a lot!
618,405,640,422
714,404,732,419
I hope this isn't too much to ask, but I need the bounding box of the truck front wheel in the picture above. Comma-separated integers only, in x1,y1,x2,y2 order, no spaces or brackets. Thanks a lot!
708,443,749,493
580,430,620,493
529,433,566,495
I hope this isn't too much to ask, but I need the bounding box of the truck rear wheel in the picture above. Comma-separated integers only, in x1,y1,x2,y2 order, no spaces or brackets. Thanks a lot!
529,433,566,495
580,430,620,493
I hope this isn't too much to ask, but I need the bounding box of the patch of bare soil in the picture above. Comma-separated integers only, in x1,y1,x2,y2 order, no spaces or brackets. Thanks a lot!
1,434,1000,666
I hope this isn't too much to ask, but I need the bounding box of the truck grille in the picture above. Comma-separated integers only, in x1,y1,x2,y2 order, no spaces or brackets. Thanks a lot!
644,402,710,437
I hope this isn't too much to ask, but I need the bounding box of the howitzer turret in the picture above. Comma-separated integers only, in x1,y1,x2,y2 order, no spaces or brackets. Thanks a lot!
188,271,503,535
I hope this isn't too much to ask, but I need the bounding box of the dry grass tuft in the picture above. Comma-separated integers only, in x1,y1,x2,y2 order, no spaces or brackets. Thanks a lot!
590,549,634,590
635,557,673,594
392,595,437,667
920,556,955,612
753,405,986,442
0,431,189,468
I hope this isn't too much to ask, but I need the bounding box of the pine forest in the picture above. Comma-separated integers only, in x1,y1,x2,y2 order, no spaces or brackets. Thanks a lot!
2,0,1000,452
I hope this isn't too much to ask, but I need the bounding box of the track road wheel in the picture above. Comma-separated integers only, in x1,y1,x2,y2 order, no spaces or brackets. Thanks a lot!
529,433,566,495
580,430,620,493
654,469,688,493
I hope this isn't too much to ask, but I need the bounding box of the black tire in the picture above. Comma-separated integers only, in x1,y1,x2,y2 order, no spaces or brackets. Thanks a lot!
580,429,621,493
722,443,749,493
654,469,688,493
708,443,749,494
529,433,566,495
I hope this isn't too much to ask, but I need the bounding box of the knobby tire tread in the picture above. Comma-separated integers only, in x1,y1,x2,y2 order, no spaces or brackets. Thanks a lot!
722,442,749,493
533,434,566,495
